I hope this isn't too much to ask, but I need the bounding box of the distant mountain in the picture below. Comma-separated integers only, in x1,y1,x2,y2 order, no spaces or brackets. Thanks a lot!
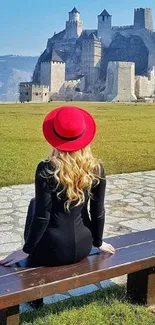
0,55,38,102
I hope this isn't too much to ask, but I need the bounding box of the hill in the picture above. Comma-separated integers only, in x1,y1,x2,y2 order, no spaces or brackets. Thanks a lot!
0,55,38,102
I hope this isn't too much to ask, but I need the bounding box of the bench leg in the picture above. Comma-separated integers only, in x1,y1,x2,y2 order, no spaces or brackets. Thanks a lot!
127,267,155,306
0,305,19,325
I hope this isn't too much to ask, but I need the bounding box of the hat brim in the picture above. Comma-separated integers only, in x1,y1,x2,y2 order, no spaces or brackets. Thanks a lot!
42,106,96,151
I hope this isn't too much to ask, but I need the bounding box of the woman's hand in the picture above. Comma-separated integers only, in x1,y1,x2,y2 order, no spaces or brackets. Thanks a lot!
99,242,115,255
0,249,29,266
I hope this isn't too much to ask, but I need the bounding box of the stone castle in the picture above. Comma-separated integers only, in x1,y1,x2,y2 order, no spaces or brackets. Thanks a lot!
20,7,155,102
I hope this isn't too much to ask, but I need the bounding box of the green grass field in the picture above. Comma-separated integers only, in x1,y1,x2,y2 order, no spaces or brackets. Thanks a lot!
20,285,155,325
0,102,155,187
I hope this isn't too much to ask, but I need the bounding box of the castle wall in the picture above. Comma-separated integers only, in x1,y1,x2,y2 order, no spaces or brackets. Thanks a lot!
104,62,137,102
97,15,112,47
40,62,51,88
65,21,83,39
51,62,66,94
144,8,153,31
19,82,32,102
110,28,155,71
19,83,49,102
81,40,101,87
135,76,152,98
135,67,155,98
32,85,49,102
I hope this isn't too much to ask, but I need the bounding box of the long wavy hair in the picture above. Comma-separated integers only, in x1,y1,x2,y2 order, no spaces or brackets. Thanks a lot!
45,145,103,212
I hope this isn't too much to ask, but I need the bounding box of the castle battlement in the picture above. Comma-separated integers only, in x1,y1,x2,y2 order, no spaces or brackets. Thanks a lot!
134,7,152,12
109,62,135,66
112,25,134,30
32,85,49,89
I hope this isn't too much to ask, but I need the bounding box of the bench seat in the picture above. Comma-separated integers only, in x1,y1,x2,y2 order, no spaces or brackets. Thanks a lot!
0,228,155,324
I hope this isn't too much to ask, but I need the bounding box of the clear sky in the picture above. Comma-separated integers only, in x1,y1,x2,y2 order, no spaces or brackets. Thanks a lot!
0,0,155,56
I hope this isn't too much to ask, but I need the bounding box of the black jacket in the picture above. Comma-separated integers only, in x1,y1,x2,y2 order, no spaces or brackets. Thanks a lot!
23,160,106,266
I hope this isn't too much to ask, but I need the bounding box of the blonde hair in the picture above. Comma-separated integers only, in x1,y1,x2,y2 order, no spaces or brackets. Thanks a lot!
45,145,103,212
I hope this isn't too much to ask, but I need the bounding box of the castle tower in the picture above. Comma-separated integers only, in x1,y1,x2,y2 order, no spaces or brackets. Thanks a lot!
97,9,112,46
134,8,153,31
104,62,137,102
81,33,102,88
65,7,83,39
40,50,65,94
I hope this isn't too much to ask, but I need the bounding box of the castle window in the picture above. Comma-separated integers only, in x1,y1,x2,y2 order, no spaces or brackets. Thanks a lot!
45,93,47,96
35,92,38,96
26,92,28,96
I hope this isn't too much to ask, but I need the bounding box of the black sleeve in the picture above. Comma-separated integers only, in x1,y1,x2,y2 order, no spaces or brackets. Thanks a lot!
89,164,106,248
23,162,52,254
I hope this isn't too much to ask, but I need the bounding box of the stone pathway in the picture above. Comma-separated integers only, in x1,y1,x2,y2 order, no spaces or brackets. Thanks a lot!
0,170,155,310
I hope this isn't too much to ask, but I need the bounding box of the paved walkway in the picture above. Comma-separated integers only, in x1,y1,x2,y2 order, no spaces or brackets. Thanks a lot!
0,170,155,310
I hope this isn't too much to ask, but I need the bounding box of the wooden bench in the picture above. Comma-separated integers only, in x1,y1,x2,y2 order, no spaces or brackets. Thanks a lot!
0,228,155,325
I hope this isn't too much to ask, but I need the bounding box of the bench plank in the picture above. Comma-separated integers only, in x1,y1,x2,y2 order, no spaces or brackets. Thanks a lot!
0,239,154,288
0,265,40,278
104,228,155,249
0,229,154,279
0,240,154,309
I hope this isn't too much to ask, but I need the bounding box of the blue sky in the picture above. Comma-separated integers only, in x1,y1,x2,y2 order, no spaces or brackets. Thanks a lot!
0,0,155,56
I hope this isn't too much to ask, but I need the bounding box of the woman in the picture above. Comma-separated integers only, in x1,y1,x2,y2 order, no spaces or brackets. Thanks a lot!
0,106,115,267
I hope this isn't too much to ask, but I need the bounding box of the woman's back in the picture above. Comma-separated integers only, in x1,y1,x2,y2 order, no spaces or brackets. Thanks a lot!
23,158,106,266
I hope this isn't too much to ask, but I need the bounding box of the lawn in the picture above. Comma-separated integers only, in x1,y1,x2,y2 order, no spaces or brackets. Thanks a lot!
20,285,155,325
0,102,155,187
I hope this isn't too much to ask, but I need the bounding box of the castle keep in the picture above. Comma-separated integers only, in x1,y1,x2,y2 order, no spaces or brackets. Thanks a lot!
20,7,155,102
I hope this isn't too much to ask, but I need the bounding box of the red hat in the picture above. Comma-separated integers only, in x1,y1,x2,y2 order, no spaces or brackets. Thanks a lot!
42,106,96,152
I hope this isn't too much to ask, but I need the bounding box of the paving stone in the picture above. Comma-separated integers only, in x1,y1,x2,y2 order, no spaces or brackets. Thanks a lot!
0,209,13,215
137,206,154,213
18,207,28,213
105,216,125,224
69,284,98,296
130,202,144,206
126,194,142,199
19,218,26,226
7,190,22,196
0,232,21,244
44,294,70,305
0,224,13,231
13,200,29,207
123,206,141,213
141,197,154,206
127,189,145,194
10,185,32,190
0,202,12,209
120,219,155,231
0,216,14,223
13,212,26,218
150,211,155,218
0,242,21,253
22,195,33,201
11,195,21,201
16,227,25,232
0,197,8,202
121,199,138,203
105,194,124,201
0,187,12,193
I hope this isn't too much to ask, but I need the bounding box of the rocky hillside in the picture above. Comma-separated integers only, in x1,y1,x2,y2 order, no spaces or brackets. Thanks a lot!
0,55,38,102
